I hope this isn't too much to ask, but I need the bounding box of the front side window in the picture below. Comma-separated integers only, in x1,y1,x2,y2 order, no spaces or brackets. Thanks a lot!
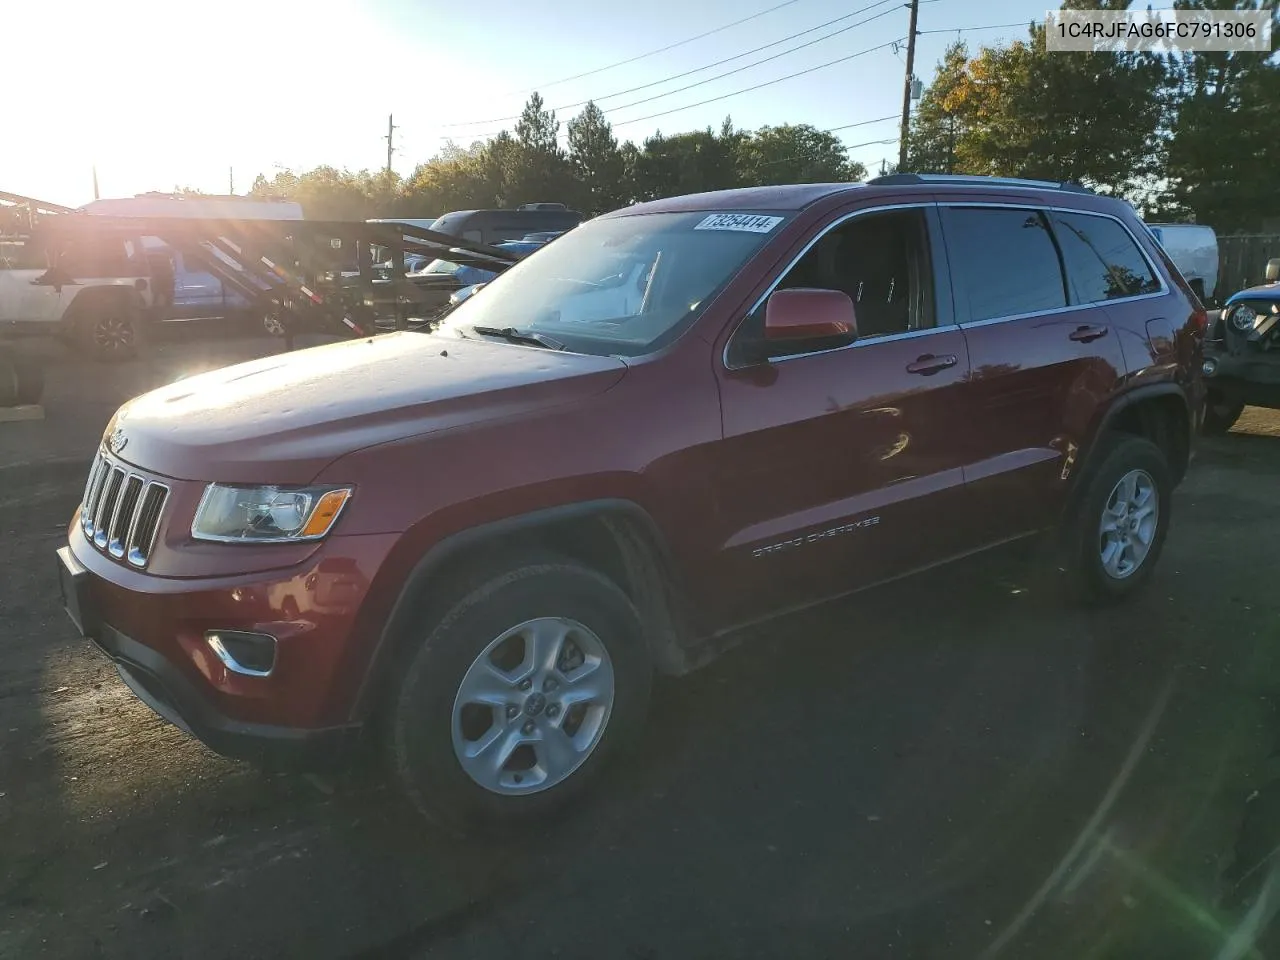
1051,211,1161,303
0,240,48,270
437,210,787,357
941,207,1067,323
727,207,935,365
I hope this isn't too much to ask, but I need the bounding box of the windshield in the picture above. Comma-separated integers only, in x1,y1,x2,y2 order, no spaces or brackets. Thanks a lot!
436,210,785,356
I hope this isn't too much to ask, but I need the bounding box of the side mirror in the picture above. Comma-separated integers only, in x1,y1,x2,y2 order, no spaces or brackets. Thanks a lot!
764,287,857,341
1266,258,1280,283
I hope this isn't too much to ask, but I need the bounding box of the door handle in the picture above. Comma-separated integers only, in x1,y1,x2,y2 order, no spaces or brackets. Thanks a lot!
1069,324,1109,343
905,353,958,375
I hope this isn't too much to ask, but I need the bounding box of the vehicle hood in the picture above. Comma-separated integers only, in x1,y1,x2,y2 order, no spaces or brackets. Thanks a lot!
1226,282,1280,305
106,332,627,482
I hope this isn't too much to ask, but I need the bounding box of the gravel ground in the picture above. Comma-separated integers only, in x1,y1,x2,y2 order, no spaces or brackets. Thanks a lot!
1,333,1278,959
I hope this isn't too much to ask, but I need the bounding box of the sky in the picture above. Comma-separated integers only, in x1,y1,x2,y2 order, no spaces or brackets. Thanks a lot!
4,0,1055,208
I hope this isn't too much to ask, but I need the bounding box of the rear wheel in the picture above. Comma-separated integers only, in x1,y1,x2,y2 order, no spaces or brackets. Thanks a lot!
386,558,652,833
1201,394,1243,435
1061,436,1172,604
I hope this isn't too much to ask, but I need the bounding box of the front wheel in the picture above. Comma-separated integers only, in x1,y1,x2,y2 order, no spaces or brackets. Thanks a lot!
75,303,142,362
1060,436,1172,604
386,559,652,833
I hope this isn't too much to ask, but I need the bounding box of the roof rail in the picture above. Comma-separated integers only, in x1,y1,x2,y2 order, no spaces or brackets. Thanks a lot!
866,173,1095,194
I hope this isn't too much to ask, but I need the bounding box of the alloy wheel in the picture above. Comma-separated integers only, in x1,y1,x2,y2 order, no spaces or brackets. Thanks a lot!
451,617,615,795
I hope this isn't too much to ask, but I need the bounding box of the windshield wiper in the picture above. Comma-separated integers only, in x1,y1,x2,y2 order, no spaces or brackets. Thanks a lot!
470,325,565,351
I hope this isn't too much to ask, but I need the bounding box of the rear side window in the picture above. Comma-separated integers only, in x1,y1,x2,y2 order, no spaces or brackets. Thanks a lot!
941,207,1067,323
1050,211,1161,303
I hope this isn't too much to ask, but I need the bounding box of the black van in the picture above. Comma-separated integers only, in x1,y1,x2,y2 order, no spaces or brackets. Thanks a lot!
429,204,583,245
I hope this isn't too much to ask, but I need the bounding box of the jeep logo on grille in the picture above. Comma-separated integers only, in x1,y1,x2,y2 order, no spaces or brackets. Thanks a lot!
106,428,128,455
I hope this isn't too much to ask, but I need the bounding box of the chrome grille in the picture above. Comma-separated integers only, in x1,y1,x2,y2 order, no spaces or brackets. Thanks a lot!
80,453,169,568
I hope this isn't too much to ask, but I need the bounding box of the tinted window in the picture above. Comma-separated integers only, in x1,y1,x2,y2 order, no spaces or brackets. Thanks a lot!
1051,211,1160,302
942,208,1067,322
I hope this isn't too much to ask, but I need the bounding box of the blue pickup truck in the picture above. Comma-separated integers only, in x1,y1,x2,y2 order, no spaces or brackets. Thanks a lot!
144,240,268,322
1201,257,1280,433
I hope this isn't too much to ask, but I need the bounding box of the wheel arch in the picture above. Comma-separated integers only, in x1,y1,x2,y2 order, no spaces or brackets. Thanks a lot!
351,498,693,721
1072,383,1192,506
62,283,145,324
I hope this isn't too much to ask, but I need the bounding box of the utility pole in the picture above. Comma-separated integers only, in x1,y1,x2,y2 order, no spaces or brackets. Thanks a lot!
384,114,397,174
897,0,920,173
229,166,235,194
92,164,100,200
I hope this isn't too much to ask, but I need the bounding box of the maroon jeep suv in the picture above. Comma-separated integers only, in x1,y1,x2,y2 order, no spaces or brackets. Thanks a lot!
57,174,1205,829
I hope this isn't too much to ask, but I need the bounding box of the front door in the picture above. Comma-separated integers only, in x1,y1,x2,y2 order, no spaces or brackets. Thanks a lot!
708,204,974,627
0,240,62,324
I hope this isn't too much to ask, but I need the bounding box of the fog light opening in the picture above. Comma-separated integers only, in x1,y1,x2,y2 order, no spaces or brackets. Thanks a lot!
206,630,277,677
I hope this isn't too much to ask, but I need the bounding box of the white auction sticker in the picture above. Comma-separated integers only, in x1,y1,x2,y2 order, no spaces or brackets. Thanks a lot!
694,213,784,234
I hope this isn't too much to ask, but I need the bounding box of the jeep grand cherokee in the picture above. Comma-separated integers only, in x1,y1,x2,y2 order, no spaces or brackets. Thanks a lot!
57,174,1206,830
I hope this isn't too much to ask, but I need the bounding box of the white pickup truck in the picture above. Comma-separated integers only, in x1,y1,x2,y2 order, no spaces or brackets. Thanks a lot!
0,233,154,361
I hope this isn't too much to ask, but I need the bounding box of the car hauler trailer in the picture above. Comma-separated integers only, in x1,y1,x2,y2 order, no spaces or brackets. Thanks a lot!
29,215,521,348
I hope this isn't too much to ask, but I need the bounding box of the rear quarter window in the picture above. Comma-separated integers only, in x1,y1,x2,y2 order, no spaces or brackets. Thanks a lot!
1050,211,1161,303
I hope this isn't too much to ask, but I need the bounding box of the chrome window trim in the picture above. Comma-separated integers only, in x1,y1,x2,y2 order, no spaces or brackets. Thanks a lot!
938,202,1170,331
767,323,961,365
721,198,1173,371
723,202,939,371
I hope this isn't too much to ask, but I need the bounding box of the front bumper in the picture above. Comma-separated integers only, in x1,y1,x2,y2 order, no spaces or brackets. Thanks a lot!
56,521,397,766
98,619,359,768
1203,342,1280,408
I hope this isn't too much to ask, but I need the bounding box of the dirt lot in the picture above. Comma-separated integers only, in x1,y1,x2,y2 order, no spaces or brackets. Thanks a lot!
2,333,1279,959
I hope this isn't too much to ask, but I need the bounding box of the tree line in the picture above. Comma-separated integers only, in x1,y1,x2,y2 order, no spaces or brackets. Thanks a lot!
905,0,1280,231
249,96,863,221
247,0,1275,232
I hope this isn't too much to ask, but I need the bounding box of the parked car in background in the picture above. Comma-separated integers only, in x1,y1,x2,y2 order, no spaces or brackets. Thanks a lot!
0,232,154,360
368,240,543,331
57,175,1204,832
429,204,583,244
1146,223,1218,304
143,239,273,324
1201,257,1280,433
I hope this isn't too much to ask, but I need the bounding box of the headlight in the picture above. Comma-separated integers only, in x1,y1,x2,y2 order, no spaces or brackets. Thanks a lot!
1230,304,1259,332
192,484,352,542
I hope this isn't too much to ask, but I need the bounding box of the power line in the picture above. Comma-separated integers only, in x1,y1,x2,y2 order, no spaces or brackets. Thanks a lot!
516,0,806,93
755,119,900,167
605,4,903,115
756,136,899,169
444,0,899,129
917,21,1032,36
610,36,905,128
827,113,900,134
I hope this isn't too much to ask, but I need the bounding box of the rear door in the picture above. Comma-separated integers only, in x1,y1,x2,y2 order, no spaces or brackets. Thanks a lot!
938,203,1130,541
709,203,974,626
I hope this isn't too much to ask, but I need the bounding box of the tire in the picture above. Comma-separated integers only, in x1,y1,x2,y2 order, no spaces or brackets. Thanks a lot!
1060,435,1172,605
13,360,43,405
387,558,652,833
1201,395,1243,435
74,298,142,362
